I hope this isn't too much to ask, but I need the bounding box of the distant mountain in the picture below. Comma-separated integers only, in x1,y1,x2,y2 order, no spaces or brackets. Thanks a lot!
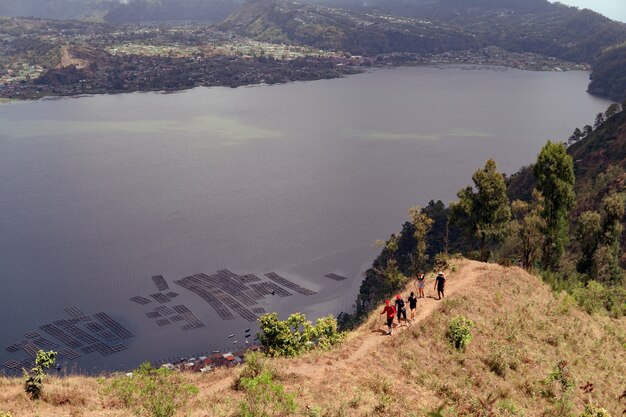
0,0,116,20
307,0,626,63
219,0,478,55
104,0,242,23
588,43,626,102
0,0,241,23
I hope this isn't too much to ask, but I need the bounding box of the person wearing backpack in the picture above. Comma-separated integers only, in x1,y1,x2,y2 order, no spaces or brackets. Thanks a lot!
395,294,408,327
380,300,396,335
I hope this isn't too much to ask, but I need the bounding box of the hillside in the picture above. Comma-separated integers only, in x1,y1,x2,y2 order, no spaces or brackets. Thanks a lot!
219,0,478,56
310,0,626,64
1,260,624,416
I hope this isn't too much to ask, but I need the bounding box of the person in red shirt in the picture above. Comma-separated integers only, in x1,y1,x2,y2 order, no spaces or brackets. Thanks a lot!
380,300,396,335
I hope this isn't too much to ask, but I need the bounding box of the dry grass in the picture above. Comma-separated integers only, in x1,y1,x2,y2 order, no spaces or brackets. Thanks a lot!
1,260,624,417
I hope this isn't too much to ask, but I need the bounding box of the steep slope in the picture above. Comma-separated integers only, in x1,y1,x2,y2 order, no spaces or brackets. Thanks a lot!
1,260,624,416
219,0,478,55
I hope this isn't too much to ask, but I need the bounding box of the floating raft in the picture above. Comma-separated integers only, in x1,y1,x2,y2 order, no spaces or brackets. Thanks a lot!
169,315,184,322
3,360,22,371
155,306,174,316
64,305,85,318
24,331,40,339
22,341,39,358
93,313,134,339
57,348,81,360
150,293,171,304
240,274,262,283
155,318,171,327
61,323,101,344
251,307,266,314
32,337,58,350
165,291,179,298
152,275,169,291
265,272,317,296
40,324,83,349
324,273,347,281
250,282,291,298
130,296,152,305
174,278,235,321
146,311,161,318
85,322,105,333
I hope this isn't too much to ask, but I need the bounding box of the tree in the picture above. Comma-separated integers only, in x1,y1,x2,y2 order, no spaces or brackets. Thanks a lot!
533,141,575,270
594,112,605,130
450,185,477,251
596,194,625,284
604,103,622,120
511,193,545,270
582,124,593,137
23,350,56,400
576,210,602,276
408,205,434,272
453,159,511,261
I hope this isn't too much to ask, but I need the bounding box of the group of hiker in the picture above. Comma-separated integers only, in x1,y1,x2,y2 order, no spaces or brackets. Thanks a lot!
380,271,446,335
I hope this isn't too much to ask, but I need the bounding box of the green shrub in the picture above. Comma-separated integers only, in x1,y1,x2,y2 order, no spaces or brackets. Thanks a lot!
0,412,14,417
447,315,475,351
433,253,449,272
103,362,198,417
23,350,56,400
580,404,611,417
258,312,345,357
237,370,296,417
236,351,275,390
486,343,520,377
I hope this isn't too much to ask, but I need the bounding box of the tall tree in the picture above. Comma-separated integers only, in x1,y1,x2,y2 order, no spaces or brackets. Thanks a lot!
511,192,545,270
452,159,511,261
408,205,434,273
533,141,575,270
472,159,511,261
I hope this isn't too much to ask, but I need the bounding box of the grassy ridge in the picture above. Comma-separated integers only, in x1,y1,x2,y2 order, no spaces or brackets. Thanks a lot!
1,261,624,416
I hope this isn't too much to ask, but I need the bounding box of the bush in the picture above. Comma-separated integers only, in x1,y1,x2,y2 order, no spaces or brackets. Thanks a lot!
258,312,345,357
580,404,611,417
237,370,296,417
236,351,275,390
447,315,474,351
23,350,56,400
0,412,14,417
433,253,449,272
102,362,198,417
486,343,519,377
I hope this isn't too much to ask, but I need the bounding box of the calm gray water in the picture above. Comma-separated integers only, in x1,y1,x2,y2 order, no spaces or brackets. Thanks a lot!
0,66,610,373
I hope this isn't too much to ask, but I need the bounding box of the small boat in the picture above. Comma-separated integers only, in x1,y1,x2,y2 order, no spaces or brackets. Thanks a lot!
245,340,249,344
245,329,251,333
212,350,220,354
228,334,235,338
233,341,238,344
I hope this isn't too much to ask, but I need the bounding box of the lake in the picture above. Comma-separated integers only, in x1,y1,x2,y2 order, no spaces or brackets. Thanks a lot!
0,65,610,373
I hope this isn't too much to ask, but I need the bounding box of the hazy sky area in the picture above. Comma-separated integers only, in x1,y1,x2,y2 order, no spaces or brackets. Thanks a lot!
552,0,626,22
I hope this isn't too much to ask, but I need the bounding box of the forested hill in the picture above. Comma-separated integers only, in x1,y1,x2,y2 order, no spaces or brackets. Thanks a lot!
220,0,626,100
218,0,478,56
308,0,626,64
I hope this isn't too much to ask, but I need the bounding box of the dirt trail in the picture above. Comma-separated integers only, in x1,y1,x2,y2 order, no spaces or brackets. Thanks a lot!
205,259,489,393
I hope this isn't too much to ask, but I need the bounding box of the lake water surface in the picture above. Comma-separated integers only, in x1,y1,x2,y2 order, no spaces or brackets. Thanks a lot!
0,66,610,372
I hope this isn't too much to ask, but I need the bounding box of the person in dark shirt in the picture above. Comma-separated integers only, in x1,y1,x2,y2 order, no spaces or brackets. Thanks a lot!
407,291,418,321
394,294,408,327
434,271,446,300
380,300,396,335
